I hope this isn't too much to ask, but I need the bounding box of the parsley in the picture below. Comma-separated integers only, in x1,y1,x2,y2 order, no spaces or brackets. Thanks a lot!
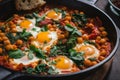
27,50,34,60
72,13,87,27
30,45,46,59
8,49,25,59
69,49,84,66
41,26,48,32
84,40,96,45
65,24,82,36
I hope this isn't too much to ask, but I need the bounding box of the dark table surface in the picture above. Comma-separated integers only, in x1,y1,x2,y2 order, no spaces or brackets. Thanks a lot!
0,0,120,80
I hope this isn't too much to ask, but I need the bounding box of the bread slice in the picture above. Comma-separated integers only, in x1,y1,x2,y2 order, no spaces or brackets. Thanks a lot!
15,0,46,11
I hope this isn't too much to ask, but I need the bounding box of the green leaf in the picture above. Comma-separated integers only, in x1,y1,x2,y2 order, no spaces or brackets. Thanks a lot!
25,14,33,19
30,45,46,59
69,49,84,65
88,57,96,61
19,29,32,41
84,40,96,45
8,49,25,59
26,67,34,73
41,26,48,32
28,50,34,60
35,64,47,73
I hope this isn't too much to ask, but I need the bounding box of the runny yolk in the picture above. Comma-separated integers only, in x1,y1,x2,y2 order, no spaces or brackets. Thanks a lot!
55,56,72,69
79,45,95,57
46,10,60,20
20,20,31,29
36,32,51,43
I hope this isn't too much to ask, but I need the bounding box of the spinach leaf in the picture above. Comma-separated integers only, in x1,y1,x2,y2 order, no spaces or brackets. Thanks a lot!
41,26,48,32
25,14,34,19
18,29,32,41
6,33,20,44
27,50,34,60
25,67,34,73
65,24,82,36
69,49,84,66
88,57,96,61
84,40,96,45
8,49,25,59
30,45,46,59
54,8,66,18
49,46,63,57
72,13,87,27
35,64,47,73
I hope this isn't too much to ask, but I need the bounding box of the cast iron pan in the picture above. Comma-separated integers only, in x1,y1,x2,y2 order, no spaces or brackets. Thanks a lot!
0,0,119,80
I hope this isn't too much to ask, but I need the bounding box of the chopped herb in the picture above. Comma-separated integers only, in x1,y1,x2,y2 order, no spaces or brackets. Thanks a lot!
48,66,58,75
32,28,37,31
8,49,25,59
72,13,87,27
84,40,96,45
35,64,47,73
28,50,34,60
26,67,34,73
25,14,33,19
30,45,46,59
88,57,96,61
41,26,48,31
65,24,82,36
69,49,84,66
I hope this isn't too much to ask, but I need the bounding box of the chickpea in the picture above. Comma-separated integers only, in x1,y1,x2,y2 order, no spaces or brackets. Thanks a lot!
16,40,23,45
10,25,16,28
11,28,17,33
0,48,3,54
74,10,79,13
47,24,53,28
2,36,8,40
0,37,3,42
0,33,5,37
99,27,105,31
64,20,69,24
100,49,107,56
100,38,106,44
49,28,55,31
99,56,105,61
84,59,92,67
5,44,13,50
82,34,89,40
58,34,65,39
65,16,71,21
101,31,107,37
77,37,83,43
92,61,98,65
9,21,14,25
62,7,67,10
4,40,11,45
80,12,84,14
86,23,94,28
12,45,17,50
28,37,35,41
96,36,101,40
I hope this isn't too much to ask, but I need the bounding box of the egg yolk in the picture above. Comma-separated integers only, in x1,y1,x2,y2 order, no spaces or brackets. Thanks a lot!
55,56,72,69
36,32,51,43
79,45,95,57
46,10,60,20
20,20,31,29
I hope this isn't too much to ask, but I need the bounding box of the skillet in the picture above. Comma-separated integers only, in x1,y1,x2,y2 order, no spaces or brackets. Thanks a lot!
0,0,119,80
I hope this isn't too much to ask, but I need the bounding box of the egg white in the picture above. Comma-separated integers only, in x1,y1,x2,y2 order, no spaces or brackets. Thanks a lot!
13,51,39,65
